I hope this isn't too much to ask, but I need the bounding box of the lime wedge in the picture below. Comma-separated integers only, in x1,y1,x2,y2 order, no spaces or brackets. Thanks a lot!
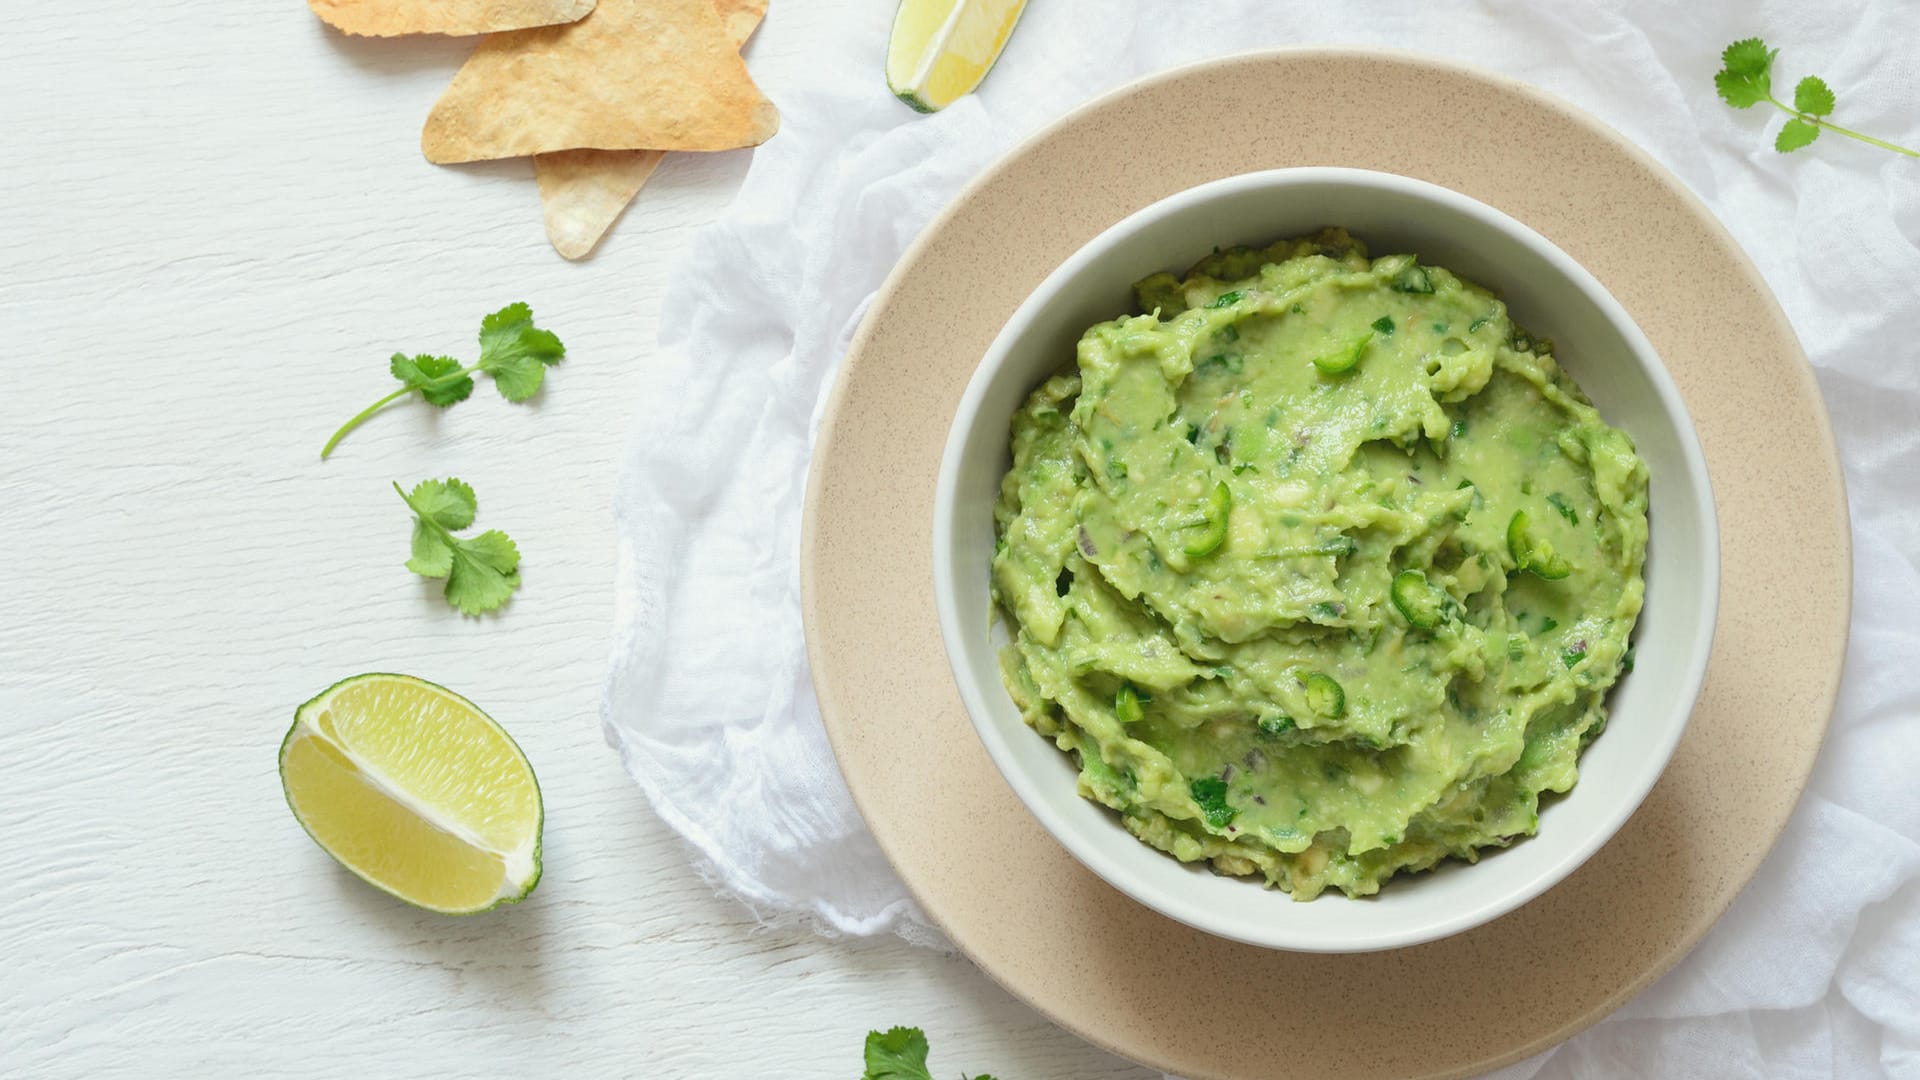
279,673,542,914
885,0,1028,113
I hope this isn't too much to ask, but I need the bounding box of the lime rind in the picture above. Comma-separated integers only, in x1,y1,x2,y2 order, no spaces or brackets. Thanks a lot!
894,89,938,114
279,672,543,915
884,0,1029,113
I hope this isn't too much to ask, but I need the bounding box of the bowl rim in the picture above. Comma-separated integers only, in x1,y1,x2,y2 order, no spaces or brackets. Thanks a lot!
930,165,1721,952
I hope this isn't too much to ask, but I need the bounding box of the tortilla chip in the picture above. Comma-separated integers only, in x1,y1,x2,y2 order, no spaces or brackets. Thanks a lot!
308,0,595,37
535,149,665,259
422,0,779,164
530,0,768,259
713,0,768,45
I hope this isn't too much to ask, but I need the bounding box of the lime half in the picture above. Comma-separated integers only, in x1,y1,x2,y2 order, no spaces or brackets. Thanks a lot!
279,673,543,914
885,0,1029,113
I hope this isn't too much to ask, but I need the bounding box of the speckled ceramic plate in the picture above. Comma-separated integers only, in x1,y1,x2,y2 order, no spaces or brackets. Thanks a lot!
801,49,1849,1080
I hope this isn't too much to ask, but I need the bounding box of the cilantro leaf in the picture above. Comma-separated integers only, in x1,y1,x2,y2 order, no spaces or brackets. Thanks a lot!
445,530,521,616
1189,776,1237,828
395,479,521,615
1714,38,1774,108
321,303,568,458
405,478,477,531
863,1027,934,1080
1713,38,1918,159
1775,117,1821,153
861,1027,994,1080
390,353,474,407
402,476,474,578
1793,75,1834,116
1721,38,1774,78
408,520,454,578
477,302,567,403
1712,69,1767,109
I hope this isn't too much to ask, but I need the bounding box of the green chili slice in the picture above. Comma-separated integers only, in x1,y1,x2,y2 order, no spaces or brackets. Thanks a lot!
1390,569,1445,629
1304,672,1346,719
1312,331,1374,375
1507,509,1572,579
1183,480,1232,558
1114,684,1143,724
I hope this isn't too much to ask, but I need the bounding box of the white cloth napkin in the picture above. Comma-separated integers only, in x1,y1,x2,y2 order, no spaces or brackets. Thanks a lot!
603,0,1920,1072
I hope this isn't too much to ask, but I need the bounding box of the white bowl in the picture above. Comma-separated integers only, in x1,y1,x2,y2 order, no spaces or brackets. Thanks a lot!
932,167,1719,953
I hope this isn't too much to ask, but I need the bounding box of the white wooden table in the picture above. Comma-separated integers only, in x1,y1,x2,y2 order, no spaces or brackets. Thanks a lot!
1,3,1153,1075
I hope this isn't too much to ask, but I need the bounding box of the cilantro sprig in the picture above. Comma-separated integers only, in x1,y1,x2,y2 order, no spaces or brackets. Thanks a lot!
862,1027,996,1080
397,478,521,615
1715,38,1917,157
321,303,566,459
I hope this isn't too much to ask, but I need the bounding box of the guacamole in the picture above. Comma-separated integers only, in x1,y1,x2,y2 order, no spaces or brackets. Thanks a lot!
991,229,1649,899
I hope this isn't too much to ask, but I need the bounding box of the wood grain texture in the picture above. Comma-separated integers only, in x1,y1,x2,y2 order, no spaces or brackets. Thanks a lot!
0,2,1151,1076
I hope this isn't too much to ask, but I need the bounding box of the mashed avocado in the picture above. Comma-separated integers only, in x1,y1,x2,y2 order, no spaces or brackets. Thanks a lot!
991,229,1649,899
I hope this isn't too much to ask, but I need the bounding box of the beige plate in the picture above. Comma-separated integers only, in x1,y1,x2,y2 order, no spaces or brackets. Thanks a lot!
802,49,1849,1080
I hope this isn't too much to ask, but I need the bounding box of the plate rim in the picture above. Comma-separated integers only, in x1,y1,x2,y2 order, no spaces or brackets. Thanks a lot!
802,45,1851,1079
